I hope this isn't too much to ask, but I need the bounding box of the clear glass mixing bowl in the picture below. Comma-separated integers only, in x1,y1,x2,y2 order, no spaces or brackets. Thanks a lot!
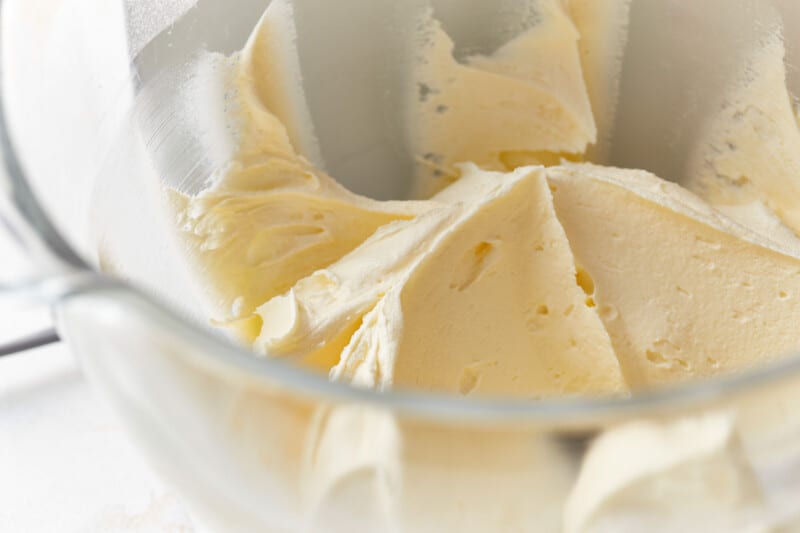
3,0,800,531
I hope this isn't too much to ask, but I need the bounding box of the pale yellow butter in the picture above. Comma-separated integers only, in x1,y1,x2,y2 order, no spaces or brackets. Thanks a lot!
408,0,596,197
549,162,800,388
168,2,428,342
258,164,626,397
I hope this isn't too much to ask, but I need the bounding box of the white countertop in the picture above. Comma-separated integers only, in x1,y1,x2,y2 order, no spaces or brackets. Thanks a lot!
0,342,198,532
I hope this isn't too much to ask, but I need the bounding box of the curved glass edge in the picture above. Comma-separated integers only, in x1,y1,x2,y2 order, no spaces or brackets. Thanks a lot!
59,280,800,532
56,280,800,425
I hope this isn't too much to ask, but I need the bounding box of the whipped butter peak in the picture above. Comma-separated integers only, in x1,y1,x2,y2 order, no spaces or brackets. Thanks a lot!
259,164,627,397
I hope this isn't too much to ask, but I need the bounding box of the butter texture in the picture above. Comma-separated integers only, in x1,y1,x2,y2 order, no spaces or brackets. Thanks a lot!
407,0,596,197
258,164,626,396
168,1,427,342
549,162,800,388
